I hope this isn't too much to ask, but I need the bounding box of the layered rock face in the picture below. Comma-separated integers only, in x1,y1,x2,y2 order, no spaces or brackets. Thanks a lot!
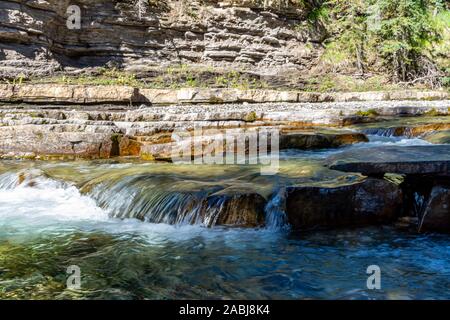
2,101,449,160
1,84,448,105
0,0,323,78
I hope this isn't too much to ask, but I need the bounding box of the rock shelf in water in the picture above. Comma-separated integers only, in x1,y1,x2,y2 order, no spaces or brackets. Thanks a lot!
327,145,450,176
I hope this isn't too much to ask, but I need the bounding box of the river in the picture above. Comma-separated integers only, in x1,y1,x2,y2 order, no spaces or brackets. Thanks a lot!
0,134,449,299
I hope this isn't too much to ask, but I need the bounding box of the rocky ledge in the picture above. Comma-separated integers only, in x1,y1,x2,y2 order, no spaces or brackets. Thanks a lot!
327,145,450,176
0,84,448,105
0,95,449,233
1,99,449,160
0,100,450,159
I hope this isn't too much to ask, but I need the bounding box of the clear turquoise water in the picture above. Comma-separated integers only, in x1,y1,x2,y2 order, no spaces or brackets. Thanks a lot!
0,135,448,300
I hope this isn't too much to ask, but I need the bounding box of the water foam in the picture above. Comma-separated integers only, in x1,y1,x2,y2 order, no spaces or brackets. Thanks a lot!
0,170,108,224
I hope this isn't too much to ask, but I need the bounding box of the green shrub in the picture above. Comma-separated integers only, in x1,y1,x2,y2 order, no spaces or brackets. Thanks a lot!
356,109,379,117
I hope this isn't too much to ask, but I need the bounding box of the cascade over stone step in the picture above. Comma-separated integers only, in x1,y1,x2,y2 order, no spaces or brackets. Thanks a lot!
354,116,450,138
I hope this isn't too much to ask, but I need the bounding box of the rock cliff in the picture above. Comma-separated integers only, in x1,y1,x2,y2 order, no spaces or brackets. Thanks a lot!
0,0,324,80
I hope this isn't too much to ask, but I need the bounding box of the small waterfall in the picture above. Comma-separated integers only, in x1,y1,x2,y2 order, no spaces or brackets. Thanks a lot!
362,127,413,138
199,196,227,227
88,175,207,225
412,191,428,217
0,169,108,222
0,172,20,189
86,174,265,228
264,189,290,230
0,169,63,190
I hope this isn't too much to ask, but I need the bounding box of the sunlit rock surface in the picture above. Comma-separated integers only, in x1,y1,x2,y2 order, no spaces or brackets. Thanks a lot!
280,131,368,150
1,102,449,159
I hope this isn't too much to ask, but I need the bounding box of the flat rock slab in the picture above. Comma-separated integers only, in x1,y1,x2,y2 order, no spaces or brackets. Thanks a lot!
327,145,450,175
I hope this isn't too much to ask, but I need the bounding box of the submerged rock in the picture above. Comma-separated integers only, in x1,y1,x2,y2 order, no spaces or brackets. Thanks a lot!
419,186,450,233
286,178,403,230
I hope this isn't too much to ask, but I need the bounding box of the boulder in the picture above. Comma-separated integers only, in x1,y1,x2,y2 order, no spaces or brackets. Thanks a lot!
286,178,403,229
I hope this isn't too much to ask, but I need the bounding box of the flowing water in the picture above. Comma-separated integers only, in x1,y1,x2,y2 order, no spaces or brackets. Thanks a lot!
0,134,449,299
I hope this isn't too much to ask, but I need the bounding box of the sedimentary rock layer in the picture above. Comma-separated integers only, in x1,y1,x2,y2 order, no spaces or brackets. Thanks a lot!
0,84,448,104
0,0,323,78
1,101,449,159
